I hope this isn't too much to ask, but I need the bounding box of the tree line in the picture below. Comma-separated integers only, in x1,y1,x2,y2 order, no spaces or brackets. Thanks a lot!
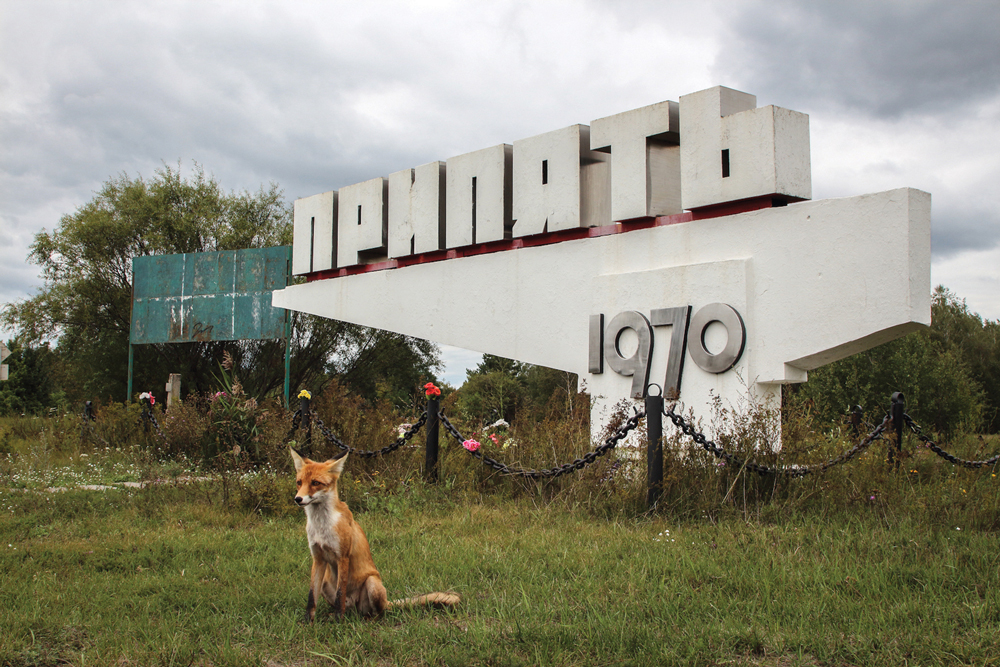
2,165,998,436
0,165,439,414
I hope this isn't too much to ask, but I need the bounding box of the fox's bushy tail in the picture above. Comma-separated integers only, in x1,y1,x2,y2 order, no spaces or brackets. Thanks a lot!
386,592,460,610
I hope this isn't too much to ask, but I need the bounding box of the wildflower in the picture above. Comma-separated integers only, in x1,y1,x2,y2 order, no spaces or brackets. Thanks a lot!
489,434,499,444
463,439,481,452
423,382,441,397
298,389,312,400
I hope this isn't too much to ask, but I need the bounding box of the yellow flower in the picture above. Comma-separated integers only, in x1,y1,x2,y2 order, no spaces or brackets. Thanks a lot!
298,390,312,400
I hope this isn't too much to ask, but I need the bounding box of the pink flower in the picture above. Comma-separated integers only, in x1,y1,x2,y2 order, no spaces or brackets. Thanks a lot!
424,382,441,397
463,439,481,452
489,434,499,444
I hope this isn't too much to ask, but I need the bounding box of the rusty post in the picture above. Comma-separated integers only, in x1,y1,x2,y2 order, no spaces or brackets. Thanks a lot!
890,392,905,467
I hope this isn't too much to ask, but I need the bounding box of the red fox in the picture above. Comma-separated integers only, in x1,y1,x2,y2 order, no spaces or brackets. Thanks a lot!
290,448,460,620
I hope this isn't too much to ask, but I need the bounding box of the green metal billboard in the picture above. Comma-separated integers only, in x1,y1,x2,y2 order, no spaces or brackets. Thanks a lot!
131,247,291,344
129,246,293,403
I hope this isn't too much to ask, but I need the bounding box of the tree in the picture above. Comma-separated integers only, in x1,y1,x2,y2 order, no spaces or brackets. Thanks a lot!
0,338,59,416
456,354,577,425
925,287,1000,431
3,164,441,406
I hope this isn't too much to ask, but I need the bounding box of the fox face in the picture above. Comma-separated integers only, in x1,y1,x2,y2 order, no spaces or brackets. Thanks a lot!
290,448,347,507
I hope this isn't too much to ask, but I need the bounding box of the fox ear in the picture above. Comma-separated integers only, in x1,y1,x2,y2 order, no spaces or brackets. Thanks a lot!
329,453,348,476
290,446,306,472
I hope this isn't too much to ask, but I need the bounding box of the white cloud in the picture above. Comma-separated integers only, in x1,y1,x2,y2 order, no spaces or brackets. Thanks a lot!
438,345,484,387
933,245,1000,323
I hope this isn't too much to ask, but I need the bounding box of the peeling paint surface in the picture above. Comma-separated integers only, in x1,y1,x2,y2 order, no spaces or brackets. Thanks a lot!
131,247,291,344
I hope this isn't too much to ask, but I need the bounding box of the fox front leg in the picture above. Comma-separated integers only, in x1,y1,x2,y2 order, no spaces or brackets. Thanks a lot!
306,588,316,623
335,555,350,618
307,558,326,623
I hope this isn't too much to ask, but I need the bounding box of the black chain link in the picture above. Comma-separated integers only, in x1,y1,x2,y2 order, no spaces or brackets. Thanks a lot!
312,410,429,459
662,403,893,478
79,414,113,448
903,414,1000,470
143,405,169,443
437,409,645,478
285,408,303,444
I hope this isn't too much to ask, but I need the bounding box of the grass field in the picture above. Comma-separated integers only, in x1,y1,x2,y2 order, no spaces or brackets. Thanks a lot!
2,446,999,667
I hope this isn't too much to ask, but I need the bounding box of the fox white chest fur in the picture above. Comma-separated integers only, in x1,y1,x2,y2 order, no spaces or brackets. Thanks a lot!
304,499,341,556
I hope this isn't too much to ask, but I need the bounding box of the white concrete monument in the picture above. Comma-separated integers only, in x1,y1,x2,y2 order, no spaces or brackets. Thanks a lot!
273,85,931,430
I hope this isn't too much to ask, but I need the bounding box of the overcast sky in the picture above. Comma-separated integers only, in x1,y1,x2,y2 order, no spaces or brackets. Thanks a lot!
2,0,998,384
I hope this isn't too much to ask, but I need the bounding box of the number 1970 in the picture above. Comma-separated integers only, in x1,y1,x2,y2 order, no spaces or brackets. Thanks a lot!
589,303,746,399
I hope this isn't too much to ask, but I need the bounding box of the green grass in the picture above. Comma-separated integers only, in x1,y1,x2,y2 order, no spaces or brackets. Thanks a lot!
1,472,999,666
2,406,1000,666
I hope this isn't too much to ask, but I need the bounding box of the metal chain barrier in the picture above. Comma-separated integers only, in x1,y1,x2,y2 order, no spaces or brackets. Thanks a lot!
143,405,169,443
437,408,645,478
903,414,1000,469
79,401,113,448
284,408,303,443
312,410,429,459
662,402,893,478
145,410,167,442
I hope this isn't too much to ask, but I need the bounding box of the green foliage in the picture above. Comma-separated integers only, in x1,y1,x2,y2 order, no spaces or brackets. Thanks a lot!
456,369,523,424
334,329,441,409
926,286,1000,431
787,286,994,435
455,353,578,427
0,338,59,416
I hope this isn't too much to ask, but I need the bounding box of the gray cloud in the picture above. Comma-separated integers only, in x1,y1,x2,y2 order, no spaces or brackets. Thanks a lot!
931,203,1000,258
717,0,1000,117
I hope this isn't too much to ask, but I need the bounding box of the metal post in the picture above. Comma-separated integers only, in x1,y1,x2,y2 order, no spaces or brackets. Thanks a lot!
299,394,312,458
141,395,151,434
283,333,292,409
425,398,440,483
126,344,134,402
645,386,664,509
283,246,293,409
890,392,905,467
850,405,863,437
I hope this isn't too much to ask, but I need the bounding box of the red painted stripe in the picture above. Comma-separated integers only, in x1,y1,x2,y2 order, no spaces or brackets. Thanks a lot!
303,200,776,283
